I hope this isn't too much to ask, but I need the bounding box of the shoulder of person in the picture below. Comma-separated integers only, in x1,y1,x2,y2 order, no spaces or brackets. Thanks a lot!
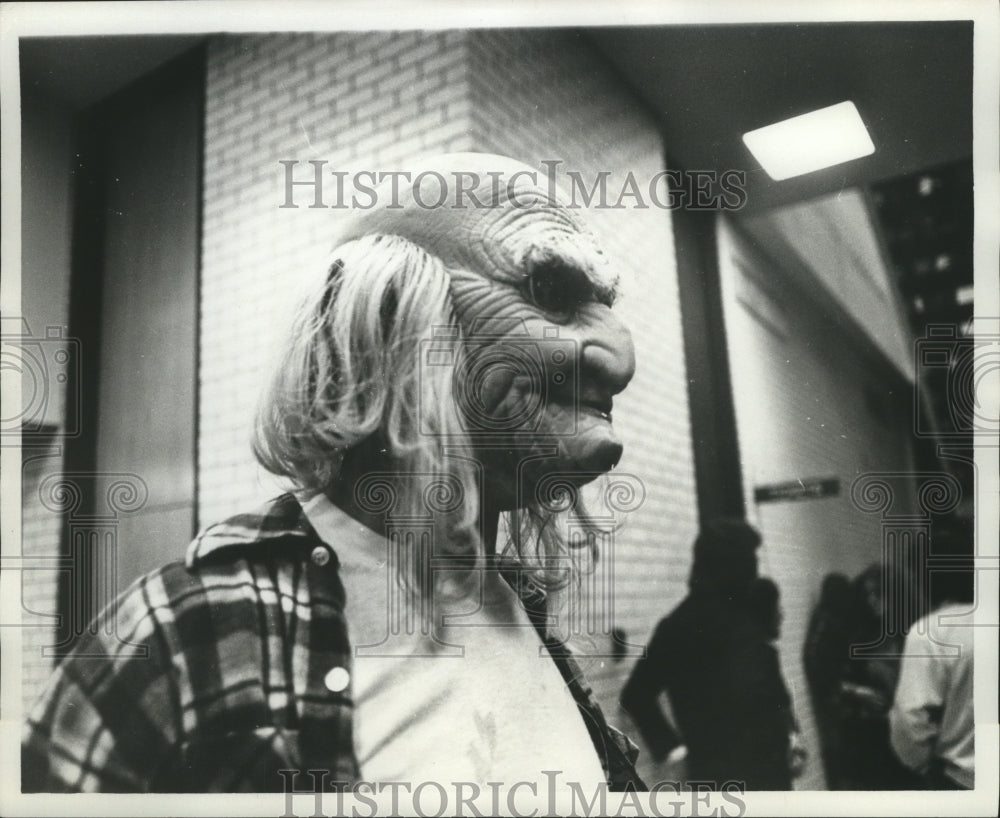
650,596,693,641
74,492,349,674
184,492,327,571
905,603,974,652
89,493,335,646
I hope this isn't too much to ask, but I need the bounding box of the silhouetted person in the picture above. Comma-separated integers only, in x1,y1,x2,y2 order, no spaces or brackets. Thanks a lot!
622,519,793,789
837,564,922,789
739,576,806,789
803,572,852,788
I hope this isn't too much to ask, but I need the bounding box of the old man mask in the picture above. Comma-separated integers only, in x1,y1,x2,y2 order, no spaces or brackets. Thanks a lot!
254,154,636,590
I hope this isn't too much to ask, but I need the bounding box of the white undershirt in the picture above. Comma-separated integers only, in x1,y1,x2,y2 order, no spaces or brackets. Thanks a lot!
300,494,606,792
890,603,975,788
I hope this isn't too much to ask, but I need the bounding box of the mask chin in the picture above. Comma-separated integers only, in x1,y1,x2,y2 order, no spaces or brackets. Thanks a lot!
557,433,623,479
541,402,623,475
519,427,624,493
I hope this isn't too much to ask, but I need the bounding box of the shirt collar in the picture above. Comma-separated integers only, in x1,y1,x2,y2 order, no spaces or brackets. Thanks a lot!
299,492,387,570
185,492,315,568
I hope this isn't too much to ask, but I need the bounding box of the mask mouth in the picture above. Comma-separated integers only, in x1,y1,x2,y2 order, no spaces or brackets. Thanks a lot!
579,397,614,422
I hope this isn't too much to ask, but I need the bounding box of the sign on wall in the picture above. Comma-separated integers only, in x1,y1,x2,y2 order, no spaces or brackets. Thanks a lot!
754,476,840,504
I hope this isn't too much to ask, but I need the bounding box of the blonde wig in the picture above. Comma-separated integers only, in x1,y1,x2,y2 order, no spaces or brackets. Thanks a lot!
253,233,594,598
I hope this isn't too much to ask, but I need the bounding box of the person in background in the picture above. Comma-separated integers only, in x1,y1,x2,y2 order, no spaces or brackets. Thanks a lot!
803,572,852,788
622,520,795,789
890,522,975,790
740,576,807,789
836,564,922,789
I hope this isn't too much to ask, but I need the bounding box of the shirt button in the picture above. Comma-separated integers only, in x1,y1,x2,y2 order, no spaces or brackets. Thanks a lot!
311,545,331,566
324,666,350,693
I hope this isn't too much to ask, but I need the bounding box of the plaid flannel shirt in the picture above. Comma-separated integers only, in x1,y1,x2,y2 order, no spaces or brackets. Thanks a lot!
23,493,643,793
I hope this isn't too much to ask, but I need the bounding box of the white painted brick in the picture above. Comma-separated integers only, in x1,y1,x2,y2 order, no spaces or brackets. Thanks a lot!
310,77,352,110
401,107,445,137
376,31,421,63
376,63,419,96
421,82,466,112
337,50,376,81
400,72,447,105
293,34,347,74
397,36,443,69
19,442,64,715
420,48,465,78
442,29,465,49
443,63,466,86
353,92,397,124
350,57,396,91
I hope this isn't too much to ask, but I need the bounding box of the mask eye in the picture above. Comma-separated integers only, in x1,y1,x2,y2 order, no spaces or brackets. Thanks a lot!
525,261,598,320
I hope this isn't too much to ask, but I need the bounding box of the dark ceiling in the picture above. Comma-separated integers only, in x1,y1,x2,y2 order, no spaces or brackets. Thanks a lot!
19,35,205,109
20,24,974,216
589,22,973,213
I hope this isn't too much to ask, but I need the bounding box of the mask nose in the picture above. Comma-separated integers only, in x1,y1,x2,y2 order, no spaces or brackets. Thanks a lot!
581,307,636,396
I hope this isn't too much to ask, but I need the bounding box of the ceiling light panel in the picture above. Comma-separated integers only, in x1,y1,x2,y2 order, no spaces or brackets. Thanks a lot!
742,101,875,181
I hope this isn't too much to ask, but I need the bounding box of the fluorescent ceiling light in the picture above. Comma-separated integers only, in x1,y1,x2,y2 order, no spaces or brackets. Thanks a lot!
742,101,875,181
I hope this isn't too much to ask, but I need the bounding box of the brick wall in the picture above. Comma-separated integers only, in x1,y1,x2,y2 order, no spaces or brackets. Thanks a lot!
20,443,65,717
